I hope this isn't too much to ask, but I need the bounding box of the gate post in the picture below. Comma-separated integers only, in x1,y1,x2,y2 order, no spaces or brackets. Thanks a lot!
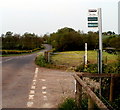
109,76,114,102
44,51,48,61
88,87,94,110
75,77,82,107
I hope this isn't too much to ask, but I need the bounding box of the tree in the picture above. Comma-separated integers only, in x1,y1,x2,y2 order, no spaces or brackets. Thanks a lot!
1,32,43,50
5,31,13,37
48,27,98,51
107,31,113,35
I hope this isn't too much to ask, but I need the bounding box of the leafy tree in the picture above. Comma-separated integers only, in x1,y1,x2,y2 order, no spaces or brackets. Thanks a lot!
1,32,43,50
107,31,113,35
48,27,99,51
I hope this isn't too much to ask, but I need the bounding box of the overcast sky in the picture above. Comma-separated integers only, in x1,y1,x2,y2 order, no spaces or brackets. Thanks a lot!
1,0,120,35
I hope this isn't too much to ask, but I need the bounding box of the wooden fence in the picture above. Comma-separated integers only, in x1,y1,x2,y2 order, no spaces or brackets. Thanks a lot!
73,73,120,110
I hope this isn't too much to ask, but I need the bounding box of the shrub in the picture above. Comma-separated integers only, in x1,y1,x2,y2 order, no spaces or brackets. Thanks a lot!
35,55,48,67
58,98,79,110
103,63,120,74
75,64,84,72
75,63,120,74
86,64,98,73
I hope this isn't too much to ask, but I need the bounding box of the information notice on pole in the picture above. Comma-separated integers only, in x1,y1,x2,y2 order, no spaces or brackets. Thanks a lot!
88,17,98,21
88,9,98,28
88,23,98,27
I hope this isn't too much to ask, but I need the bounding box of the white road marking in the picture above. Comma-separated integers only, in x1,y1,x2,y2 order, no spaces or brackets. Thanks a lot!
33,82,36,86
29,95,34,100
41,79,46,81
42,91,47,94
27,67,39,108
1,58,13,63
31,86,36,90
42,86,47,90
27,102,34,107
33,79,36,82
74,80,76,93
35,68,38,74
30,90,35,94
43,95,48,100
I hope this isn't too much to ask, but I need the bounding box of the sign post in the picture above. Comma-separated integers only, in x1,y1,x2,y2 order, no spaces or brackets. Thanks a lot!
88,8,102,74
88,8,103,96
98,8,102,74
98,8,102,97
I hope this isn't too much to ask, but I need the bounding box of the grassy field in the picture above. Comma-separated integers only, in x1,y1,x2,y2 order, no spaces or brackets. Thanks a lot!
51,51,117,67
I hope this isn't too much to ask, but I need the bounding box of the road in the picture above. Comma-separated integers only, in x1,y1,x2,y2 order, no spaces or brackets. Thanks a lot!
2,44,75,108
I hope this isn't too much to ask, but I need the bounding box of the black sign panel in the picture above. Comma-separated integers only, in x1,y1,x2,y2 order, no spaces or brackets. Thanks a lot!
88,9,97,12
88,17,98,21
88,23,98,27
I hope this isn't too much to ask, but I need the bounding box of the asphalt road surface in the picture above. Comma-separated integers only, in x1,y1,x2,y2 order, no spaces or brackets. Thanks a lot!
2,44,75,108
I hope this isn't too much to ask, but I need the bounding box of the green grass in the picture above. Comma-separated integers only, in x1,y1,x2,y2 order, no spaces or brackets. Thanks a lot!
51,51,117,67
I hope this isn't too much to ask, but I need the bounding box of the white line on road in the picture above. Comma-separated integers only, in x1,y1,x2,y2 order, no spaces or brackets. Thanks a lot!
33,82,36,86
1,58,13,63
43,95,48,100
33,79,36,82
74,80,76,93
27,102,34,107
42,86,47,90
30,90,35,94
31,86,36,90
27,67,39,108
29,95,34,100
41,79,46,81
35,68,38,74
42,91,47,94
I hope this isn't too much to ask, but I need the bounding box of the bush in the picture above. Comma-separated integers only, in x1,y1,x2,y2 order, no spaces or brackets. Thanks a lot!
75,63,120,74
75,64,84,72
58,97,93,110
35,55,48,67
111,95,120,109
86,64,98,73
58,98,79,110
103,63,120,73
75,64,98,73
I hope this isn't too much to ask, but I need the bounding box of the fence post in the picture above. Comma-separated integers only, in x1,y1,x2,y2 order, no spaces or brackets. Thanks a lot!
75,77,82,107
44,51,48,62
88,87,94,110
48,52,50,62
109,76,114,102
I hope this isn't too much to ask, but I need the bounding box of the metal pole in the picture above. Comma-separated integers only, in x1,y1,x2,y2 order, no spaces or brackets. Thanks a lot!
98,8,102,97
98,8,102,74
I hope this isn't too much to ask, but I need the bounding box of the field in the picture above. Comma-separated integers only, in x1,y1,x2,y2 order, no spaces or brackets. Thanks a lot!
51,51,117,67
